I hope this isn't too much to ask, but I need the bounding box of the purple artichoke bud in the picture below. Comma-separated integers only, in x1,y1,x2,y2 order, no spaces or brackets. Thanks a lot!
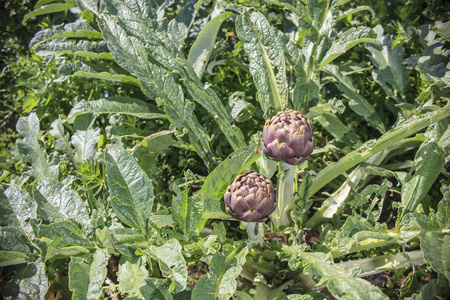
261,110,314,165
224,172,276,222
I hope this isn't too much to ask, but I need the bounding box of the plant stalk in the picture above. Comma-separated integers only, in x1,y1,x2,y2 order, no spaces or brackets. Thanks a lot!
246,222,265,249
271,163,297,232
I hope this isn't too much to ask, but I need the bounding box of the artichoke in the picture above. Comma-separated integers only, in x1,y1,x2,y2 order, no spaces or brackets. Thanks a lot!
224,172,276,222
261,110,314,165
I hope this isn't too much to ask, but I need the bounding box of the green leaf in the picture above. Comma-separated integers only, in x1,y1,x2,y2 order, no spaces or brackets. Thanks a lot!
146,239,187,293
30,20,103,48
117,255,149,299
49,119,74,157
399,121,447,221
312,111,362,148
236,11,288,114
192,241,248,300
68,249,109,300
188,12,233,79
0,190,22,228
172,185,203,238
168,0,201,50
67,97,166,121
327,277,389,300
71,71,140,85
0,251,35,267
420,232,450,281
140,278,174,300
4,185,37,239
16,113,59,179
366,25,407,100
38,220,92,248
265,0,306,18
0,260,48,300
323,64,386,133
198,144,260,222
307,0,339,33
0,227,31,253
318,27,379,70
36,40,109,57
34,178,91,232
436,187,450,230
71,114,100,165
23,0,76,25
105,147,154,234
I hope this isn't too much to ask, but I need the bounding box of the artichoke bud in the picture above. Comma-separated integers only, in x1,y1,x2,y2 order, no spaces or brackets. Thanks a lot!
261,110,315,165
224,172,276,222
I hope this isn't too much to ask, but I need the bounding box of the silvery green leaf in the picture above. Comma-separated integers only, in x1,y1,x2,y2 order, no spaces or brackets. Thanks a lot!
366,25,407,100
327,277,389,300
105,147,154,234
37,220,92,248
16,113,59,179
23,0,76,25
67,97,167,121
192,241,248,300
71,114,100,165
117,255,149,299
34,178,91,232
68,249,109,300
168,0,201,50
140,278,174,300
420,232,450,281
236,11,288,115
172,185,203,238
4,185,37,239
188,12,234,79
436,187,450,230
49,119,74,157
0,227,32,253
0,260,48,300
30,19,102,48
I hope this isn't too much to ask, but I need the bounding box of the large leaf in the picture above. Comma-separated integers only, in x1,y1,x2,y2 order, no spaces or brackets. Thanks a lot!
366,25,407,100
436,187,450,230
117,255,150,299
34,178,91,232
68,249,109,300
30,19,103,48
16,113,59,179
236,11,288,115
0,260,48,300
327,277,389,300
318,27,379,70
188,12,233,79
172,185,203,238
37,220,92,248
23,0,76,25
71,114,100,165
323,64,386,133
4,185,37,239
192,241,248,300
67,97,166,121
167,0,202,50
420,232,450,281
49,119,74,157
399,120,448,221
145,239,188,293
105,147,154,234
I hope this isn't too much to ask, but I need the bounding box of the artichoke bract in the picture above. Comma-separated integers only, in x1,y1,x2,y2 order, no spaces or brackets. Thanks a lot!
224,172,276,222
261,110,314,165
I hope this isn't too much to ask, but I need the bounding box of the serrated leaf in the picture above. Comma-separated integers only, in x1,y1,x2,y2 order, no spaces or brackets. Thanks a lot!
16,113,59,179
318,27,379,70
34,178,91,232
366,25,407,99
30,19,103,48
38,220,92,248
4,185,37,239
68,249,109,300
400,121,447,221
67,97,166,121
49,119,74,156
117,255,149,299
0,260,48,300
71,114,100,165
436,188,450,229
327,277,389,300
105,147,154,234
236,11,288,114
147,239,187,293
323,64,385,133
172,185,203,238
23,0,76,25
192,241,248,300
188,12,233,79
420,232,450,281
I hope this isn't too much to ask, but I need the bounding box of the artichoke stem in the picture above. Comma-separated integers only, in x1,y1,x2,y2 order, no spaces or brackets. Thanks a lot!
272,163,296,232
246,222,265,249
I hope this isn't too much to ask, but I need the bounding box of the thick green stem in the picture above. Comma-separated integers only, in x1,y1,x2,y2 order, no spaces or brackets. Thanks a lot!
271,163,296,232
309,104,450,198
246,222,265,249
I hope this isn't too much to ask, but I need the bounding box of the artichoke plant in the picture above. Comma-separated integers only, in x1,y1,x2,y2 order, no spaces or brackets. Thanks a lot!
224,172,276,222
261,110,314,165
